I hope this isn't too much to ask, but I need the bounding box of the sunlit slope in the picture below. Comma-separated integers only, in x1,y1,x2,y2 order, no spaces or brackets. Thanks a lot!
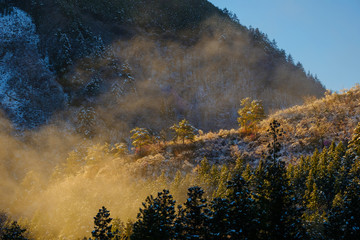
0,86,357,239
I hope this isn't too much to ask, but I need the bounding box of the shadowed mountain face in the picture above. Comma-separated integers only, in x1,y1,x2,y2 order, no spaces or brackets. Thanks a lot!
0,7,64,128
1,0,325,133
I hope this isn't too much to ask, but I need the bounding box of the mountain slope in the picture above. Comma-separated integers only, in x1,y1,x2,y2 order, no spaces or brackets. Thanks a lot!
1,0,325,134
131,85,360,173
0,8,64,128
0,86,356,240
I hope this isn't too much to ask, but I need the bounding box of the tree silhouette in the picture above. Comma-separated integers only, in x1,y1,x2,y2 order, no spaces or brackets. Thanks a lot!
92,206,113,240
175,186,209,240
131,189,176,240
2,221,28,240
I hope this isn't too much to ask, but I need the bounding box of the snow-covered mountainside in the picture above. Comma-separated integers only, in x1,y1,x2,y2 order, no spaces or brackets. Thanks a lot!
0,8,64,128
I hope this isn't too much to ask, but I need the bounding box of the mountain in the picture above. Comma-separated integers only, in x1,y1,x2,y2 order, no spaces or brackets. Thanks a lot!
1,0,325,136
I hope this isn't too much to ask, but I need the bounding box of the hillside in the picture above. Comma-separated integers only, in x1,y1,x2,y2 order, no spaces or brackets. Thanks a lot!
131,85,360,172
0,86,358,239
1,0,324,134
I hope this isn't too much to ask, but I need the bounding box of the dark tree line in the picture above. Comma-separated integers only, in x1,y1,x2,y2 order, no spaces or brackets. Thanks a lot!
3,121,360,239
86,121,360,240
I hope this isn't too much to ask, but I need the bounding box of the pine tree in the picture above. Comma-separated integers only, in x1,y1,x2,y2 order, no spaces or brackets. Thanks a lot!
130,127,152,153
76,106,97,138
331,177,360,239
92,206,113,240
170,119,196,144
225,173,256,239
345,122,360,168
252,120,299,239
131,190,176,240
303,182,327,239
175,186,209,240
287,155,310,203
2,221,28,240
111,218,124,240
326,193,346,240
326,125,360,239
213,165,230,198
208,197,231,240
237,97,265,132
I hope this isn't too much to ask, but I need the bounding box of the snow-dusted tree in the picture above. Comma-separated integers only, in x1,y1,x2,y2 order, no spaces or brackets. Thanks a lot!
170,119,196,144
237,97,265,131
55,31,73,74
325,124,360,239
175,186,209,240
224,173,257,239
2,221,28,240
76,106,97,138
327,177,360,239
131,189,176,240
0,7,39,48
130,127,152,152
346,122,360,165
108,142,128,157
252,120,301,239
207,197,231,240
92,206,113,240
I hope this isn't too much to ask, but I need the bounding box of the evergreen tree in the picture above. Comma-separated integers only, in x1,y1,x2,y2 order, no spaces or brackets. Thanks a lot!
237,97,265,132
326,193,346,240
208,197,231,240
76,106,97,138
92,206,113,240
303,182,327,239
287,155,310,203
131,190,176,240
328,177,360,239
326,124,360,239
225,173,256,239
111,218,132,240
2,221,28,240
170,119,196,144
213,165,230,198
130,127,152,153
252,120,299,239
345,122,360,168
175,186,209,240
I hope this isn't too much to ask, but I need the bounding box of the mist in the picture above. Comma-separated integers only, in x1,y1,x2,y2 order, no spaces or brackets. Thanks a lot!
0,4,326,239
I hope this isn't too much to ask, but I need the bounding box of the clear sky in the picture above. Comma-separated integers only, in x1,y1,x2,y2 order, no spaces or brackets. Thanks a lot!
209,0,360,91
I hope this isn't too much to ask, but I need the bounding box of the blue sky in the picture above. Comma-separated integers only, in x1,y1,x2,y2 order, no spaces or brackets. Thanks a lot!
209,0,360,91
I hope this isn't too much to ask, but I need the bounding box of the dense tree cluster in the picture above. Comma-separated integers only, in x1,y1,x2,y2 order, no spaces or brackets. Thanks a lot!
130,119,197,156
81,121,360,240
170,119,197,144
